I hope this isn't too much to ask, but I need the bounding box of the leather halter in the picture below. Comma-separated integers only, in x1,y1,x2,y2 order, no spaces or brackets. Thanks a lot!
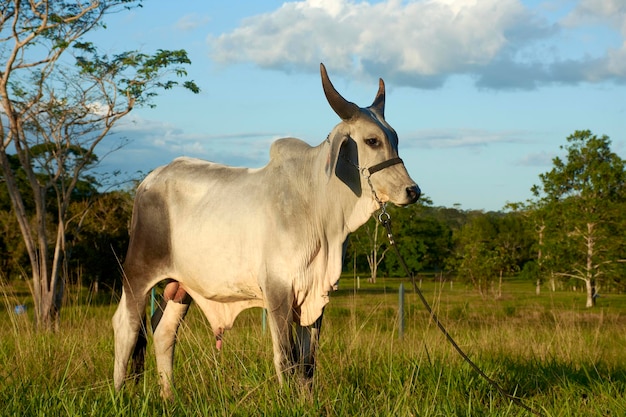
366,157,404,176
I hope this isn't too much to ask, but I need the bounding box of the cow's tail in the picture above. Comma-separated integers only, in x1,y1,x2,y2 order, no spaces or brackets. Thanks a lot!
130,311,148,382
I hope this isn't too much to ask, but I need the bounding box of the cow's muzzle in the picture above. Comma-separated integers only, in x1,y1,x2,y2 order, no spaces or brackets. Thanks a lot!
364,157,420,206
405,184,421,205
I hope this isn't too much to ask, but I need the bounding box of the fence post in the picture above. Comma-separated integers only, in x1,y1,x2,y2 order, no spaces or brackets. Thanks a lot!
398,283,405,340
151,287,156,317
262,308,267,334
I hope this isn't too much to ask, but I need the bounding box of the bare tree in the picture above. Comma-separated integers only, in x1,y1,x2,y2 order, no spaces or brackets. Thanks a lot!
0,1,199,329
350,217,391,283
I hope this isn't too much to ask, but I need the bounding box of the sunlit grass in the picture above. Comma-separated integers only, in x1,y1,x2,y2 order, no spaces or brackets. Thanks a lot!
1,277,625,416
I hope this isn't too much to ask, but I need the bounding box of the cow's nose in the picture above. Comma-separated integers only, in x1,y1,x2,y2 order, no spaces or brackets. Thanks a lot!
406,185,420,204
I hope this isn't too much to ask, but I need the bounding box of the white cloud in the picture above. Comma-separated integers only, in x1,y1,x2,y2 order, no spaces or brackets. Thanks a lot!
402,128,528,149
562,0,626,30
175,14,211,32
560,0,626,80
95,115,279,179
516,151,556,167
86,101,111,116
207,0,626,89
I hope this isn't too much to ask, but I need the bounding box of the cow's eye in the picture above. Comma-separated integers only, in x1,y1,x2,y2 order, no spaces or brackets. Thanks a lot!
365,138,379,147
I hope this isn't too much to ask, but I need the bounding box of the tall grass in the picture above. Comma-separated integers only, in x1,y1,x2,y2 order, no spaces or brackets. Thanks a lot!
1,277,625,416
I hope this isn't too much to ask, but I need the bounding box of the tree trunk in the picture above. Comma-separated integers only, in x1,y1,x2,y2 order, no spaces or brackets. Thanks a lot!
32,249,63,330
370,248,378,283
586,279,596,308
536,224,544,296
368,220,380,283
29,186,65,330
585,222,596,308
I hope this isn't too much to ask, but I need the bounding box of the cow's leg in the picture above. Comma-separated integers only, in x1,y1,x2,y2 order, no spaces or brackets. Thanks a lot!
112,287,148,391
152,280,192,400
293,309,324,385
264,285,295,384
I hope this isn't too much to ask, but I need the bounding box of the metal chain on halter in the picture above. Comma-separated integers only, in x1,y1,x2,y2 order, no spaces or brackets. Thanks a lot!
371,204,545,417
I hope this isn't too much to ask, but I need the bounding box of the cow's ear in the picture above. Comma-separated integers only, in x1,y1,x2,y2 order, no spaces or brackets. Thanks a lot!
325,131,348,179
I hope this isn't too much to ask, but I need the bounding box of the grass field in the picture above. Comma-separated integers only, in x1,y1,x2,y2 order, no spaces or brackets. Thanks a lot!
1,276,625,416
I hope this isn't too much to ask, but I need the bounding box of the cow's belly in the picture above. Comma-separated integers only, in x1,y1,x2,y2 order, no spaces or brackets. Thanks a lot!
170,257,264,302
166,205,266,300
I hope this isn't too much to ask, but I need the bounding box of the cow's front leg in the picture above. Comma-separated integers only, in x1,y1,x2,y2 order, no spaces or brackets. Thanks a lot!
264,283,295,384
293,310,324,386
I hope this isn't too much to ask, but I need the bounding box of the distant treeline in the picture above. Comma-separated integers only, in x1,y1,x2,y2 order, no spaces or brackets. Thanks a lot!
2,187,624,298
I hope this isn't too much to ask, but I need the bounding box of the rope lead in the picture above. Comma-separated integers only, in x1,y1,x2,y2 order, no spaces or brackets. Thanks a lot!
376,208,545,417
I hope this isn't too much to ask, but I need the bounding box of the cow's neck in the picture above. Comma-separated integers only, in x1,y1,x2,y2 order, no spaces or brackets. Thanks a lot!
325,173,379,235
309,140,378,236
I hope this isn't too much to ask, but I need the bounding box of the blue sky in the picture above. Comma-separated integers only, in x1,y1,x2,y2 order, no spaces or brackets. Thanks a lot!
92,0,625,211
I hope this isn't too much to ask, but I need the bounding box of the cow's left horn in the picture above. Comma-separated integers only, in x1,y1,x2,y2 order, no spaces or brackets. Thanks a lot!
320,63,359,121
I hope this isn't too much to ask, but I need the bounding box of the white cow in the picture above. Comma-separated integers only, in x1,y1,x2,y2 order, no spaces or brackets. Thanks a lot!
112,63,420,398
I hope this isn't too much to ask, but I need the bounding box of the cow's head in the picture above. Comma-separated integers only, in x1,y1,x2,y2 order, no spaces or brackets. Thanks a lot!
322,63,420,207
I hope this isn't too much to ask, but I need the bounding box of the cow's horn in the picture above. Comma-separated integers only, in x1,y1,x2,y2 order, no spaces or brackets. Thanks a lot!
320,63,359,121
370,78,385,117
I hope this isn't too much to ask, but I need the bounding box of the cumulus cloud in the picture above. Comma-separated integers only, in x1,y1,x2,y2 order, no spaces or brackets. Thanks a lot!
562,0,626,28
207,0,626,89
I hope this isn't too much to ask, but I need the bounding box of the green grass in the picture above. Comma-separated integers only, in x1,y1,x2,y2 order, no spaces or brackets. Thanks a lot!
1,277,625,416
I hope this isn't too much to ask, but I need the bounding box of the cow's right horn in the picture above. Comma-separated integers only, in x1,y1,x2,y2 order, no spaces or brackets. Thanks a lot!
320,63,359,121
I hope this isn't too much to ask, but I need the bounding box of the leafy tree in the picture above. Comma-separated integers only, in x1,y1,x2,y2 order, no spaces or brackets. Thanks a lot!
531,130,626,307
452,213,498,296
0,1,199,329
66,189,133,292
0,209,27,279
383,202,453,278
491,212,532,297
508,201,553,295
0,154,29,279
345,198,455,283
451,212,530,298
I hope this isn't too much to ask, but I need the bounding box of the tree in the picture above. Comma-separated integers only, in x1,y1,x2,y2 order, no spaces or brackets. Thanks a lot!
452,213,499,297
491,213,531,297
0,1,199,329
451,212,530,298
349,216,390,283
346,197,454,283
384,202,453,278
531,130,626,307
66,189,134,293
0,154,30,279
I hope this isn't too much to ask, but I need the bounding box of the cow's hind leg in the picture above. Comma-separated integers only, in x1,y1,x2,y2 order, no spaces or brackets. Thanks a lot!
293,310,324,387
112,288,148,391
152,280,192,399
